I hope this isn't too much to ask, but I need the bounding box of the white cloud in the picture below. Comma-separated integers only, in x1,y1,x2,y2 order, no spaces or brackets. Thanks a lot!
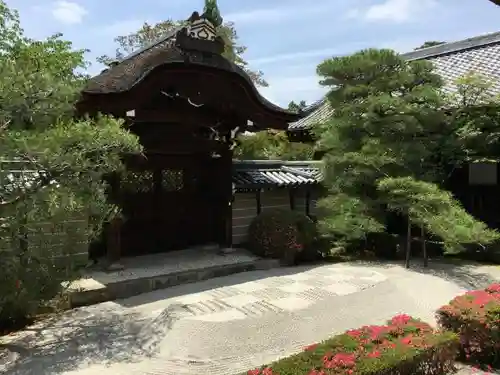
351,0,436,23
225,1,348,25
249,41,376,66
97,19,150,37
51,1,87,25
249,48,342,66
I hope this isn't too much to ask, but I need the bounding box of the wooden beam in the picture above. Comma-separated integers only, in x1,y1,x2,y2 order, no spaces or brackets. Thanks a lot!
134,108,219,124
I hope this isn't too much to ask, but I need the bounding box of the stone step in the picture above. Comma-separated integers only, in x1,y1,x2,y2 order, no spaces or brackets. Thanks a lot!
66,255,280,308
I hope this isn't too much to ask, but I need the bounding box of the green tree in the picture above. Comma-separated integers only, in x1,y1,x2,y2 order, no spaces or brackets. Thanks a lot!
234,130,314,160
439,73,500,167
288,100,308,111
97,17,267,87
315,49,499,253
0,1,141,327
414,41,446,50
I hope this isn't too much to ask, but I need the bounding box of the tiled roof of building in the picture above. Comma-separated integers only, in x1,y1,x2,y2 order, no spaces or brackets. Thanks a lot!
402,31,500,96
288,31,500,131
80,11,310,126
232,160,322,189
287,98,333,131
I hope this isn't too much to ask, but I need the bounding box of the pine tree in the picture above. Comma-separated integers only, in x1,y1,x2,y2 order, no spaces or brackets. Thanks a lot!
315,49,499,253
203,0,223,27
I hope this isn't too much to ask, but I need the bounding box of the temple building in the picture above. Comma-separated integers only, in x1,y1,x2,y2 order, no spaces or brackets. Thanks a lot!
76,5,321,259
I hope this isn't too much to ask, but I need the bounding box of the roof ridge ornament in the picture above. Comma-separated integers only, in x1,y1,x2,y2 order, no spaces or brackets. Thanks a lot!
177,3,225,54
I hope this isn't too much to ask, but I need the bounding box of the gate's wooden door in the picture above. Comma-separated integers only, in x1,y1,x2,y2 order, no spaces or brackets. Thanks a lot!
118,154,221,256
119,167,159,256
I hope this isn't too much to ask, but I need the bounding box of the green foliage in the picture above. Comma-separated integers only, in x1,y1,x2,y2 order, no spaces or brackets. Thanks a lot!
203,0,223,27
314,48,499,252
288,100,308,112
377,177,500,253
0,8,89,132
0,0,141,328
316,193,385,248
244,315,458,375
234,131,314,160
97,18,267,87
446,73,500,162
248,209,317,264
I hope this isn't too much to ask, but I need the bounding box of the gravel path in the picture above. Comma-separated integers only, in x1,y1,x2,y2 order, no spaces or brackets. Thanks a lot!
2,260,499,375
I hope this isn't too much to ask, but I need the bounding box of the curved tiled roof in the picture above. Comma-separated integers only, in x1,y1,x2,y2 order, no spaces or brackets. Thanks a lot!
82,17,310,123
232,160,322,189
288,98,333,131
402,31,500,96
289,31,500,131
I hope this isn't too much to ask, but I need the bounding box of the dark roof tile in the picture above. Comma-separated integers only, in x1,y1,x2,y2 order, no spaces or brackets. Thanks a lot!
402,31,500,96
232,160,322,189
288,98,333,130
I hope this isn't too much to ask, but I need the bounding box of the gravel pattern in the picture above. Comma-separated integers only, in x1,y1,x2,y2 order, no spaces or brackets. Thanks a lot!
2,260,499,375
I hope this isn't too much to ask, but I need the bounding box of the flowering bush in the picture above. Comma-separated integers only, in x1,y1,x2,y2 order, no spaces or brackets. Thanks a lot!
248,209,318,265
245,315,458,375
436,283,500,367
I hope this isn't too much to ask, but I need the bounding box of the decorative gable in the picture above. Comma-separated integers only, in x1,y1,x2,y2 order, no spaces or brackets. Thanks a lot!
187,18,217,41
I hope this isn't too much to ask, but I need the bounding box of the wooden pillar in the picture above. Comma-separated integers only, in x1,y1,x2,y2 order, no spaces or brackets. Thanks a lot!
289,189,296,210
305,189,311,217
221,148,233,249
256,189,262,214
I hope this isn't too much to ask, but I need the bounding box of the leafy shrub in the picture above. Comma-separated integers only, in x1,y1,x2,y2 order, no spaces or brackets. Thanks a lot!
436,283,500,367
248,209,318,264
245,315,458,375
0,195,88,332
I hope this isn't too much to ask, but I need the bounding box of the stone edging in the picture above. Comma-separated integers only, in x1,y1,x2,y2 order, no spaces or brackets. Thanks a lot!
69,258,280,308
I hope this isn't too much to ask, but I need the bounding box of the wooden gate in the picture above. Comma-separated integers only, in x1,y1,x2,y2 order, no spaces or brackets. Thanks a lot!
118,154,225,256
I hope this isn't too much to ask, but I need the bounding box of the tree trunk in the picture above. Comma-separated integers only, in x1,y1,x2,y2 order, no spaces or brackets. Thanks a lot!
405,217,411,269
421,224,428,267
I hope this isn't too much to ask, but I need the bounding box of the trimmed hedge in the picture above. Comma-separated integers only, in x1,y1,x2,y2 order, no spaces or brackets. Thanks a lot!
245,315,458,375
436,283,500,368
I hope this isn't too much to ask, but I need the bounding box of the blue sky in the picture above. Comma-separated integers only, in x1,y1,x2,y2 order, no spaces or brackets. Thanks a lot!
7,0,500,107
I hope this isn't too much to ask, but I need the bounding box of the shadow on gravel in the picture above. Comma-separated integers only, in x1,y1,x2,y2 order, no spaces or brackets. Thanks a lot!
2,263,336,375
2,303,189,375
349,258,498,291
401,259,497,291
117,263,329,308
7,258,477,374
